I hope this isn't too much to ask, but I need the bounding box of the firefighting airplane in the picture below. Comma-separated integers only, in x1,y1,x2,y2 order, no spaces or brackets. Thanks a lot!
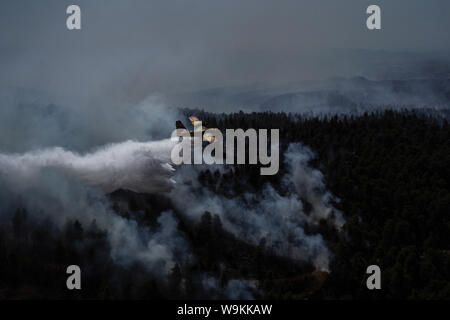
175,116,216,143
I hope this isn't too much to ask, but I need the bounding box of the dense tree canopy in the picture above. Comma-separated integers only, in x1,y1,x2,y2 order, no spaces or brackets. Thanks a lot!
0,109,449,299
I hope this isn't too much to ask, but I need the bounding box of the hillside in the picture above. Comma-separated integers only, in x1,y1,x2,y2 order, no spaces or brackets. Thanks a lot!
0,109,449,299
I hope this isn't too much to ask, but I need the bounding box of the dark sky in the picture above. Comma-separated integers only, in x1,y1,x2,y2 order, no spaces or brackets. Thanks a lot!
1,0,449,103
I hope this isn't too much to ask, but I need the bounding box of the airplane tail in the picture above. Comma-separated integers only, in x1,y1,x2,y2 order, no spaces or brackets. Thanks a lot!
175,120,187,130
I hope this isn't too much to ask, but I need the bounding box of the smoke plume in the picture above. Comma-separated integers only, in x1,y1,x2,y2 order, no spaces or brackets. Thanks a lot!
0,87,344,296
0,139,176,194
170,143,343,270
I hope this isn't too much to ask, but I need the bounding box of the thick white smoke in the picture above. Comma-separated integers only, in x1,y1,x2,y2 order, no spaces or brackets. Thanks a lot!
0,172,191,277
104,209,190,274
284,144,345,228
0,136,343,273
0,90,197,277
169,143,344,271
0,139,176,194
0,86,344,282
0,137,191,277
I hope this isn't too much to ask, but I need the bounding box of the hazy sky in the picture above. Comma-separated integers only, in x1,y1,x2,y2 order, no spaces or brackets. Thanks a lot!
1,0,449,103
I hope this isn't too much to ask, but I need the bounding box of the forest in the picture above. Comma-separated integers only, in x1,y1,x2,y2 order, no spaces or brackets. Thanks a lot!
0,108,449,299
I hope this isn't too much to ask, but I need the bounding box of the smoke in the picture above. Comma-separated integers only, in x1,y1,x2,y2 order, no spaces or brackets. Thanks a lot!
0,167,190,278
0,134,264,298
170,143,343,271
0,85,345,295
2,0,448,298
3,1,450,104
92,208,190,275
285,144,345,227
0,88,182,153
167,75,450,115
0,112,343,274
0,139,176,194
0,90,192,279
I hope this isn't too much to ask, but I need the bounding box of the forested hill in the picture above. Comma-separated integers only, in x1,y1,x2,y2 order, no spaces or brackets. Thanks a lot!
196,109,450,299
0,109,449,299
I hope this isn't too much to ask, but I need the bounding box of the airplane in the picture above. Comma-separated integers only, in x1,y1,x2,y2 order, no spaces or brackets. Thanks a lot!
176,116,216,143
